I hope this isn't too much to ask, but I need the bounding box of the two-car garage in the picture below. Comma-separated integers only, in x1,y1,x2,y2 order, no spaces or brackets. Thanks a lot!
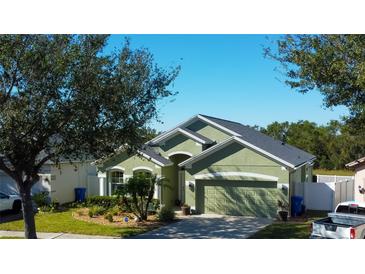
195,180,287,218
178,134,315,219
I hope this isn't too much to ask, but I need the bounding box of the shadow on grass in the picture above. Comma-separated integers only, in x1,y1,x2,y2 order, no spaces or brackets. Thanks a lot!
248,221,312,239
0,211,23,224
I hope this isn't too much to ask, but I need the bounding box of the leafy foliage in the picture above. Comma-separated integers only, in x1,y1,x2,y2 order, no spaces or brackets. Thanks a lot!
157,207,175,222
262,119,365,169
86,196,120,208
265,34,365,131
0,34,179,238
32,191,50,207
88,206,107,218
104,213,114,222
107,206,121,216
115,173,164,221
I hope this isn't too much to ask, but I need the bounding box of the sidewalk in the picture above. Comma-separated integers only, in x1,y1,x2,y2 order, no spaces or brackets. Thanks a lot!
0,230,119,239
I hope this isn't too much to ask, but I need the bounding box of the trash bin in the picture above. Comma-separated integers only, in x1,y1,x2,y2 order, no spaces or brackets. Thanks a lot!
75,187,87,202
291,196,303,217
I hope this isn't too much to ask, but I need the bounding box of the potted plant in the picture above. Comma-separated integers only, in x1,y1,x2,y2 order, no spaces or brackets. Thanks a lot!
181,203,191,216
277,200,289,222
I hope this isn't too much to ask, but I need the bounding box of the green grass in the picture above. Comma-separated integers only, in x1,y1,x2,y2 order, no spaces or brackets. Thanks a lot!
249,211,328,239
0,236,23,239
0,210,150,238
249,221,312,239
314,169,354,176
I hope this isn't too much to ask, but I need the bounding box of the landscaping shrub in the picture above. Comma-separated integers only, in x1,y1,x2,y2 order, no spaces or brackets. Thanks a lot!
39,205,51,213
107,206,121,216
32,191,50,207
38,200,61,213
157,207,175,222
64,201,86,209
86,196,119,208
104,213,114,222
86,196,135,214
151,199,160,211
88,206,107,217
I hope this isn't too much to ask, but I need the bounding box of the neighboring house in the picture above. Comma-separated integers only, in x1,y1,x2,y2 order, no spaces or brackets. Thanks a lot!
0,160,98,204
96,114,316,218
346,156,365,203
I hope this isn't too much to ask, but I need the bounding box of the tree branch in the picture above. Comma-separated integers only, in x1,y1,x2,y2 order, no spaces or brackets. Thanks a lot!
35,153,54,171
0,157,18,182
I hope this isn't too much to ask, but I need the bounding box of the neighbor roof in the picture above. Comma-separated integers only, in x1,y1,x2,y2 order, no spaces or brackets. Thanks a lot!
346,156,365,168
198,114,316,168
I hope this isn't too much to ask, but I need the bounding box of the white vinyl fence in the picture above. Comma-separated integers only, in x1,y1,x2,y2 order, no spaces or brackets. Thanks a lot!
293,180,355,211
316,174,354,184
87,175,99,197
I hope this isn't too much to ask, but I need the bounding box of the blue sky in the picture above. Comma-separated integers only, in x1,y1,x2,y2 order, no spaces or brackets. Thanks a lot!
107,35,348,131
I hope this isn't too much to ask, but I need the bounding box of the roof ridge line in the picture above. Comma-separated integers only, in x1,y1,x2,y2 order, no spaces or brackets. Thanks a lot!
199,114,244,126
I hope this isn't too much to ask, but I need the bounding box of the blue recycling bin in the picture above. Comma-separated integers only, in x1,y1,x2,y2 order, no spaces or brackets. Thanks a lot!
291,196,303,217
75,187,87,202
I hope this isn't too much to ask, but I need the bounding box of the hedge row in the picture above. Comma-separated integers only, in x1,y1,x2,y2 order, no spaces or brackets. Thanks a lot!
85,196,119,208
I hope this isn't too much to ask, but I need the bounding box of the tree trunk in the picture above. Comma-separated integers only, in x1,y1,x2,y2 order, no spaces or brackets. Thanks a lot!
19,184,37,239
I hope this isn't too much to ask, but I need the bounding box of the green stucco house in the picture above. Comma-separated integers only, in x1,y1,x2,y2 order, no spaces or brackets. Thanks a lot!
96,114,316,218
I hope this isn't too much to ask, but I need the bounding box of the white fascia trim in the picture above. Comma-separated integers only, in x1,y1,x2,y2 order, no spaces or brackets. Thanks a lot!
194,172,279,181
346,156,365,168
293,162,308,170
179,137,235,167
148,114,241,145
168,151,193,157
150,128,179,143
197,115,241,136
179,128,208,144
132,166,154,172
151,127,209,145
138,151,172,167
179,136,297,169
232,136,295,169
105,166,125,171
148,115,200,144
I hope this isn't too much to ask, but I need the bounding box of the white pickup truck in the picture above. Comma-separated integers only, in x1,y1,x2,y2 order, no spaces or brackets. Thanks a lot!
311,201,365,239
0,191,22,213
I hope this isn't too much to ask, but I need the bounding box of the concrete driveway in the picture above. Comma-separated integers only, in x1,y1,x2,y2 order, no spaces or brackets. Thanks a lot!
132,214,273,239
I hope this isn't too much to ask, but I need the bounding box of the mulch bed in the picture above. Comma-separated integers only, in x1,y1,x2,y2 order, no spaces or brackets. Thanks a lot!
72,208,165,229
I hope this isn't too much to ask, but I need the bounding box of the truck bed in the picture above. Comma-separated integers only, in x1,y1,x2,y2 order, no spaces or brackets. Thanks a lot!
312,213,365,239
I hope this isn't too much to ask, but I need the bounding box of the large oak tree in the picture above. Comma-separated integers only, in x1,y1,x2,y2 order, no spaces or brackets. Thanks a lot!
0,35,179,238
265,34,365,131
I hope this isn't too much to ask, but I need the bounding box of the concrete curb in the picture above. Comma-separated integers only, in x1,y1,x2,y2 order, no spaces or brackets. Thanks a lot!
0,230,119,239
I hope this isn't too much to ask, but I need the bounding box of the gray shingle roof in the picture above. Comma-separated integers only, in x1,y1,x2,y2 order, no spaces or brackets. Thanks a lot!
139,146,172,166
346,156,365,168
200,114,316,167
148,127,214,146
181,127,215,144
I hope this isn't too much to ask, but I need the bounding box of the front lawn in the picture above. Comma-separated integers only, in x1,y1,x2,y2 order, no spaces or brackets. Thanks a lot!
249,211,328,239
0,210,155,238
249,221,312,239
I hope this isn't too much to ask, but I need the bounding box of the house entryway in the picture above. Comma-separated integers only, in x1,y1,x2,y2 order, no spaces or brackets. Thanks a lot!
167,153,191,206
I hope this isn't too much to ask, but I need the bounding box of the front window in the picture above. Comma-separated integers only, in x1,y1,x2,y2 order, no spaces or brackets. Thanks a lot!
110,171,124,195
